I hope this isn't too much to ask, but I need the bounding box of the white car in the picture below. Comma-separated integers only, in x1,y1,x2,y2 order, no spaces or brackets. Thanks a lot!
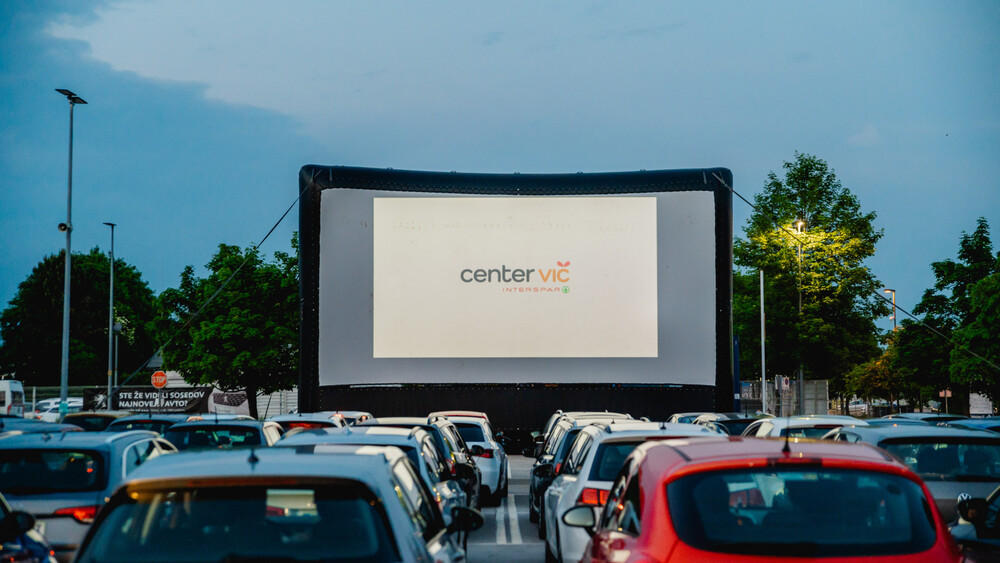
431,411,509,507
32,398,83,422
741,414,868,439
543,421,716,563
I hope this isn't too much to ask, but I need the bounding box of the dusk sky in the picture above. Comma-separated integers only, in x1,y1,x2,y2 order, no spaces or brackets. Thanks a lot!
1,0,998,338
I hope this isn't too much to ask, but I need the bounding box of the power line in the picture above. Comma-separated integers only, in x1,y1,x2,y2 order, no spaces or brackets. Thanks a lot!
712,171,1000,375
111,185,307,398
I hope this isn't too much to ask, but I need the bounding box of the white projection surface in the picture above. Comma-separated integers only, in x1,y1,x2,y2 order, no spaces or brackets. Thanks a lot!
373,197,658,358
318,190,717,385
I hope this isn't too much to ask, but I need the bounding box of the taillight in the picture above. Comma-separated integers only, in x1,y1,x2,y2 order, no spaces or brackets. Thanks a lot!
554,462,562,474
54,505,98,523
577,487,610,506
476,448,494,458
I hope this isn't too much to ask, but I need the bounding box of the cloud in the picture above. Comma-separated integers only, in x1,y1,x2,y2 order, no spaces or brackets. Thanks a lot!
849,124,880,146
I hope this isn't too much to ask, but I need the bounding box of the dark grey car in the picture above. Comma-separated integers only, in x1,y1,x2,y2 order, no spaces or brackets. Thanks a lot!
0,431,176,562
824,423,1000,522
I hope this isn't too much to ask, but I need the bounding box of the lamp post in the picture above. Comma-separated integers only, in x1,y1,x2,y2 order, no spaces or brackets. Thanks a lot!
884,288,897,331
796,219,806,415
104,222,116,410
55,88,86,416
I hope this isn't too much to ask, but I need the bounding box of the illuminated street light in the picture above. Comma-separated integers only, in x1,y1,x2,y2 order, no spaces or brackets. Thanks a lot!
55,88,86,417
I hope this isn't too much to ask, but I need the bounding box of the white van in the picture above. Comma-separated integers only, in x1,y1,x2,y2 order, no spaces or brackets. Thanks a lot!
0,380,26,417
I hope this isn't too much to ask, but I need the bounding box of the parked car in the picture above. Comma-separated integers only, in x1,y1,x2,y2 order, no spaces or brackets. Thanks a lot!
950,484,1000,560
0,490,57,563
941,417,1000,434
0,417,82,434
32,399,83,423
882,412,970,424
0,381,26,418
562,437,961,562
530,413,634,529
666,411,709,424
823,423,1000,523
741,414,868,439
430,411,509,506
543,421,716,563
267,411,346,432
361,416,482,508
691,412,761,436
104,413,191,435
162,420,284,451
275,426,468,525
58,411,132,432
0,430,176,562
532,411,634,456
71,445,482,563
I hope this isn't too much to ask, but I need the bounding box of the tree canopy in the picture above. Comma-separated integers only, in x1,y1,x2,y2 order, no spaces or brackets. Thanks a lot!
0,248,157,386
154,236,298,418
895,218,1000,405
733,153,885,394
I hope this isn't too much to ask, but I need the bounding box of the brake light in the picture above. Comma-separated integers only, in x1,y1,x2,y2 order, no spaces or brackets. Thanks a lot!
577,487,610,505
476,448,494,458
54,505,98,523
554,462,562,474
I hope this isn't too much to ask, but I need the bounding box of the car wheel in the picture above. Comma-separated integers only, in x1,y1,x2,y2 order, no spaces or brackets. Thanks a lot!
544,536,558,563
537,498,546,539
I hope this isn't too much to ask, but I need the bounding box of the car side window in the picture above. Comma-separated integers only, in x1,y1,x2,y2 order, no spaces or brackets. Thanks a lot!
608,475,642,535
421,438,448,482
124,440,159,474
391,460,443,541
755,421,774,437
564,435,593,475
263,425,282,445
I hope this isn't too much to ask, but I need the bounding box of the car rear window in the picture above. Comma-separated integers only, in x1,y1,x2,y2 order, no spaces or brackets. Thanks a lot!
108,420,176,434
62,415,117,431
589,441,643,481
879,439,1000,481
667,468,936,557
455,423,485,443
717,419,755,435
164,426,262,450
77,482,399,563
0,449,106,493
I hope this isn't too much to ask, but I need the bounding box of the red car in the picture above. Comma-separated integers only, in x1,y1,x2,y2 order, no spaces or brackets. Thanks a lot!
563,437,961,562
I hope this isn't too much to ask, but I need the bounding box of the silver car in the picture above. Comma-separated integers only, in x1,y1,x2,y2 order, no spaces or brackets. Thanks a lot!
431,412,509,507
0,431,176,562
72,445,482,563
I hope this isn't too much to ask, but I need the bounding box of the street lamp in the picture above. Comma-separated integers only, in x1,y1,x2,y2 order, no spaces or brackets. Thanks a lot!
104,222,116,410
55,88,86,417
796,219,806,415
884,288,897,331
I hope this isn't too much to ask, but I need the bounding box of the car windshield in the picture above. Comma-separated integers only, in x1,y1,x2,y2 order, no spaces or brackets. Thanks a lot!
667,468,937,557
0,449,105,494
590,441,643,481
164,426,262,450
716,419,756,435
455,423,485,443
879,439,1000,480
76,483,400,563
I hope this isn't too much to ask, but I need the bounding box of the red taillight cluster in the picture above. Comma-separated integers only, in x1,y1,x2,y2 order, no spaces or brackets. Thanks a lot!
54,505,98,524
577,487,610,506
475,448,494,459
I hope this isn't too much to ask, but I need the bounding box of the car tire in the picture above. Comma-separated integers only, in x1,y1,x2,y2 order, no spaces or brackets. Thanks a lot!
529,502,539,523
537,498,546,539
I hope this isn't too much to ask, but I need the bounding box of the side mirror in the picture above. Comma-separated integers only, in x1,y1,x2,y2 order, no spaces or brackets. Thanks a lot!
0,510,35,544
957,495,989,527
562,505,599,536
532,464,553,479
469,445,485,457
449,505,484,533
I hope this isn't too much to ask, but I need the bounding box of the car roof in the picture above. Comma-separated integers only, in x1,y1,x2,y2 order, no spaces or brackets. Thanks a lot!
428,410,490,421
166,420,270,430
277,426,427,447
0,430,159,448
636,436,906,479
754,415,868,429
123,443,408,485
364,417,428,425
63,410,133,418
269,412,341,422
831,423,1000,441
110,413,190,423
580,421,717,439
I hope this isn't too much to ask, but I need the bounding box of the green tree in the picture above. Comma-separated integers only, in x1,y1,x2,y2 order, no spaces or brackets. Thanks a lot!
0,248,157,386
950,273,1000,399
154,236,298,418
895,218,999,408
733,153,885,399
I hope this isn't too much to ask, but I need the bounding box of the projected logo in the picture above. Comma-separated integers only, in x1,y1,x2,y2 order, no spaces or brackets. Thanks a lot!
459,261,571,294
